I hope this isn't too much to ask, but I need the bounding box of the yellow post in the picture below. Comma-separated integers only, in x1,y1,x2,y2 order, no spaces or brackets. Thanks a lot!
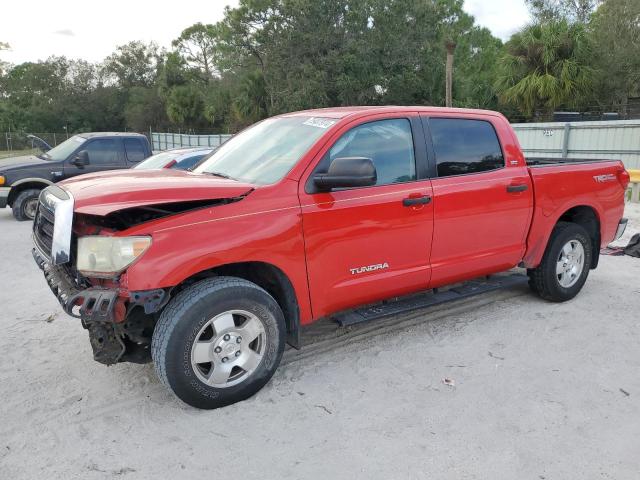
629,169,640,203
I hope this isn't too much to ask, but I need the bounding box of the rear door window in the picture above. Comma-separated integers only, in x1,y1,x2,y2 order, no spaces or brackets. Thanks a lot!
429,118,504,177
84,139,120,166
124,138,147,162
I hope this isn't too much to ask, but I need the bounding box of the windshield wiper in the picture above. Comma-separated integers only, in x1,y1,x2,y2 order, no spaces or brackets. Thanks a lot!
203,171,237,181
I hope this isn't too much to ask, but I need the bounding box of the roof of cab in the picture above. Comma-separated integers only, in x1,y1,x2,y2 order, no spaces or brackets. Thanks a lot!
78,132,147,138
281,105,503,119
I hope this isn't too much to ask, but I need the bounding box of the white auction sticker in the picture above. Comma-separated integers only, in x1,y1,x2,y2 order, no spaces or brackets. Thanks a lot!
303,117,336,129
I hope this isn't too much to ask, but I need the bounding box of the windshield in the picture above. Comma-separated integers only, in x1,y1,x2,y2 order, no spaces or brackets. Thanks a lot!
43,135,86,161
134,151,179,169
193,116,336,184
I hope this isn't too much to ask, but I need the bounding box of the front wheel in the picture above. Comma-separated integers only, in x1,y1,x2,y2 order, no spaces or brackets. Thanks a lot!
528,222,592,302
12,188,41,221
151,277,285,409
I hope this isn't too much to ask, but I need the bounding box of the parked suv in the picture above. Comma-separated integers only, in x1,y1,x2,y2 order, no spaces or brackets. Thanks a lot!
0,132,151,220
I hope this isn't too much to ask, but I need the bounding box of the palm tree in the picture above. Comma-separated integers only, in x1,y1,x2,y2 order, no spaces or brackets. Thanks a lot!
495,20,594,120
233,70,267,125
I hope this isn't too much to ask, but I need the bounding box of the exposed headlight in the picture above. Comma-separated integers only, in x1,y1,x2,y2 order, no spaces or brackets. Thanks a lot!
0,175,5,186
77,236,151,277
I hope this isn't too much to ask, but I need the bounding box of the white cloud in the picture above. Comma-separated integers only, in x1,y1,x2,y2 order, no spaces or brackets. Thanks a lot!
0,0,239,64
463,0,531,41
53,29,75,37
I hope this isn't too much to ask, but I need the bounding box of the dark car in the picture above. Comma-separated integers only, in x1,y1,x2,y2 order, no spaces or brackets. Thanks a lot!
134,147,214,171
0,132,151,220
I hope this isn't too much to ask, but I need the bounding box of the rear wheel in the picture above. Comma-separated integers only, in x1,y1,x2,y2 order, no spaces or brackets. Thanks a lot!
12,188,41,221
528,222,592,302
151,276,285,409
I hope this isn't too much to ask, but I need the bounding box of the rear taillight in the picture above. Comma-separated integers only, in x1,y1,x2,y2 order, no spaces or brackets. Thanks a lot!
618,168,630,190
164,159,177,169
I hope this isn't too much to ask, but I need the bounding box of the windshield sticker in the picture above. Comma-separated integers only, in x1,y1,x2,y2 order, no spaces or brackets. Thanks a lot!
303,117,336,129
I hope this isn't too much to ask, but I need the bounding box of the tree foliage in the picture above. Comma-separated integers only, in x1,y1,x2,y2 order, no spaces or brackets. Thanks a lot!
590,0,640,111
495,20,594,119
102,41,164,88
172,23,220,83
526,0,601,23
0,0,637,132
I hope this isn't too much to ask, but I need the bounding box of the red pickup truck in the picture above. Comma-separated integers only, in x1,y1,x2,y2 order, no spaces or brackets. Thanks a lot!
32,107,629,409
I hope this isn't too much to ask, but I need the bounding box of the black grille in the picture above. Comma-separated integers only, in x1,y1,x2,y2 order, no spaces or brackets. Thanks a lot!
33,202,55,259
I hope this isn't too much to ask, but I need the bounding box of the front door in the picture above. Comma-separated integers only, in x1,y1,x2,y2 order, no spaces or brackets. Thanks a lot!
64,138,124,178
300,115,434,318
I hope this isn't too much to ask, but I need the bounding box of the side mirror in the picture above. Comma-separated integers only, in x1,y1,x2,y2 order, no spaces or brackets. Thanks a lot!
72,150,89,168
313,157,377,191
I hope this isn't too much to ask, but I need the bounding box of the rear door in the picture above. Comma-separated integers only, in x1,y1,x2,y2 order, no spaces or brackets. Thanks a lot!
421,115,533,287
300,114,434,318
124,138,149,166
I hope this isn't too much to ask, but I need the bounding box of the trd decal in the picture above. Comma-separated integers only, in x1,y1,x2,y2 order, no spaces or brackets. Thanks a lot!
593,174,616,183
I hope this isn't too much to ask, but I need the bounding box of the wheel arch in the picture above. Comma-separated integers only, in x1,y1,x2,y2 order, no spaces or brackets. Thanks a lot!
7,178,52,206
556,205,601,269
524,203,602,269
169,261,301,349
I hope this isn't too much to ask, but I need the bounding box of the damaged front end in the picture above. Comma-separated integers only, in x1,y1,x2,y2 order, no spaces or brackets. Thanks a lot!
31,175,255,367
31,186,174,365
33,246,168,365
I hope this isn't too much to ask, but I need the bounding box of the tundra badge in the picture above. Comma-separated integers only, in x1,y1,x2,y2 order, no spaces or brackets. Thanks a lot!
350,262,390,275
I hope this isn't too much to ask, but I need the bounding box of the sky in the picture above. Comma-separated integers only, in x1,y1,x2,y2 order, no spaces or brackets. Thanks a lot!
0,0,531,65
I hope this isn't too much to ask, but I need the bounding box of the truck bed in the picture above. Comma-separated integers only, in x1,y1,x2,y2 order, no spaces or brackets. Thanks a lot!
522,158,627,267
525,157,621,166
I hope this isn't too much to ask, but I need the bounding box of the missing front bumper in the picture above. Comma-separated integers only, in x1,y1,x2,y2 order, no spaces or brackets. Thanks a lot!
32,247,118,321
33,247,167,365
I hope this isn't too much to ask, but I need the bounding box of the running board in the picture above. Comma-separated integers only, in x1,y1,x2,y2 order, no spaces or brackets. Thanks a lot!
331,274,528,327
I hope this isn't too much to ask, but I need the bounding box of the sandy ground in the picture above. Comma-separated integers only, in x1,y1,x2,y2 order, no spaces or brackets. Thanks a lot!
1,203,639,480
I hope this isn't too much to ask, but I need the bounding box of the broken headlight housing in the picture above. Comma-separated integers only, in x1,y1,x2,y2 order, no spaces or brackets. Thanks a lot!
77,236,152,277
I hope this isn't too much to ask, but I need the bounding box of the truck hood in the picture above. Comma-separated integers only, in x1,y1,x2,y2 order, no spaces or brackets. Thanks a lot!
59,169,255,216
0,155,49,170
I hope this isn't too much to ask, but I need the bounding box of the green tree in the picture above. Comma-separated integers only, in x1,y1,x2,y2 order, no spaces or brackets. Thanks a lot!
124,86,169,131
0,57,70,131
0,55,128,132
233,70,267,125
495,20,594,119
102,41,163,88
203,80,232,130
166,84,204,127
213,0,501,116
172,23,220,82
526,0,601,22
590,0,640,115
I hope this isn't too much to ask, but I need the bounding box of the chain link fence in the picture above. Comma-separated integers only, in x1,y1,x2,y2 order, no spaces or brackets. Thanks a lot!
1,132,72,158
150,132,233,151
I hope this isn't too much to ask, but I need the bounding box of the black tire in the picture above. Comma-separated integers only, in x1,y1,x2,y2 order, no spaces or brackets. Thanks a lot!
12,188,41,221
151,276,286,409
526,270,539,294
528,222,592,302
